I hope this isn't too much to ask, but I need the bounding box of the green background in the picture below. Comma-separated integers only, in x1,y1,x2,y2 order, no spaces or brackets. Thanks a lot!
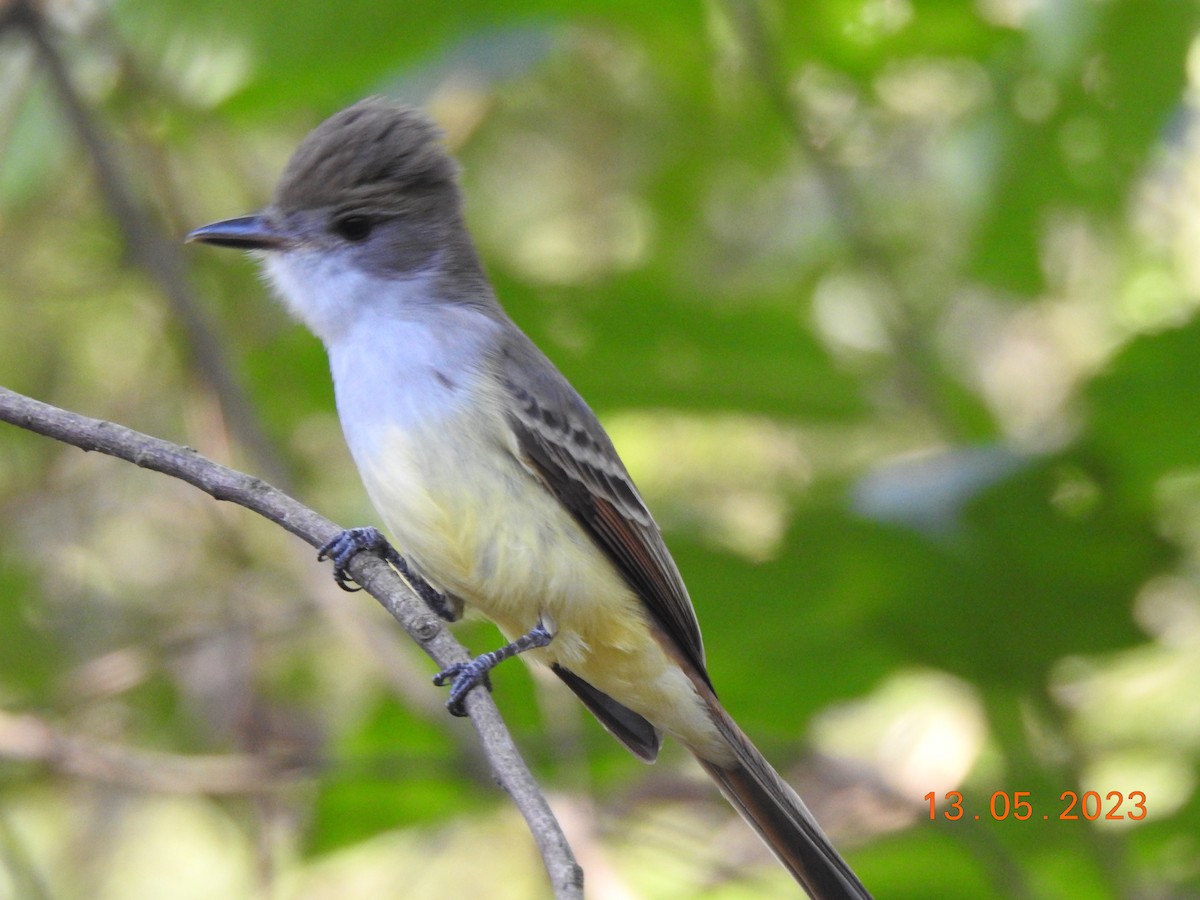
2,1,1200,896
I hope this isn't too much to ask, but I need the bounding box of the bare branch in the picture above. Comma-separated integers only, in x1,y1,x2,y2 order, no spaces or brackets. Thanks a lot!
0,385,584,900
0,709,301,794
723,0,965,439
7,0,289,487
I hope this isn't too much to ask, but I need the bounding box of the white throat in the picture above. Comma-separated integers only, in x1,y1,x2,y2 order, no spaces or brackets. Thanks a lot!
263,247,450,346
264,247,501,463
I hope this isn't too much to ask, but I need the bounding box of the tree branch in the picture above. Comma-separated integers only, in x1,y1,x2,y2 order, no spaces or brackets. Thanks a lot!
0,708,302,794
0,385,584,900
6,0,290,487
723,0,968,440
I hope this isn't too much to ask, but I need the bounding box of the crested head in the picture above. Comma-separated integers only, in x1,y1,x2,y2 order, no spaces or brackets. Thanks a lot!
190,97,497,345
273,98,460,215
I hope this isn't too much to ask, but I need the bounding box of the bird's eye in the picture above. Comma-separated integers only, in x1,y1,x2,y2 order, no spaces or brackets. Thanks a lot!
332,215,374,242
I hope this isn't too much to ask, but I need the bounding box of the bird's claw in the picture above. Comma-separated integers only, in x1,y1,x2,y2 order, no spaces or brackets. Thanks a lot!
317,527,458,620
317,526,387,592
432,621,553,717
433,660,494,717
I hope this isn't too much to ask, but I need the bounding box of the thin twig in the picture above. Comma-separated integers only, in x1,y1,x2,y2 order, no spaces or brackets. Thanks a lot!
0,385,584,900
7,0,289,487
722,0,879,266
5,0,491,795
0,709,302,794
724,0,966,440
301,560,493,775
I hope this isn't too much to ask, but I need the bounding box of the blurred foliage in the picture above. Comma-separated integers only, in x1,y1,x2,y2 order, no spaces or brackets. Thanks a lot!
2,0,1200,896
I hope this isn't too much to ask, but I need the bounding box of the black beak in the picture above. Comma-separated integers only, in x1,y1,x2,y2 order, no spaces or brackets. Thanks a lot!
186,215,292,250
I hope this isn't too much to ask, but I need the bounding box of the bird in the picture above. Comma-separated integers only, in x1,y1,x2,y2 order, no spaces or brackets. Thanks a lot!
188,97,871,898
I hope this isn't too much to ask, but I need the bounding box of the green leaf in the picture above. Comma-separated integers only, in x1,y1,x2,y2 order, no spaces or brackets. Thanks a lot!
971,0,1199,293
500,270,865,420
308,697,481,854
1084,318,1200,501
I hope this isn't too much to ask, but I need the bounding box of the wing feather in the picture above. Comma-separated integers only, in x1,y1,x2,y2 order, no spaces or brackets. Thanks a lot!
496,332,710,687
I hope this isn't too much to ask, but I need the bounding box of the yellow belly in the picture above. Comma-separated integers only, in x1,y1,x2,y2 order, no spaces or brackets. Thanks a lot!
354,408,726,758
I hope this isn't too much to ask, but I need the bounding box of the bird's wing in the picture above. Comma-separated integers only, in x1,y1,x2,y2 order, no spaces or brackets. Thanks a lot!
496,330,710,687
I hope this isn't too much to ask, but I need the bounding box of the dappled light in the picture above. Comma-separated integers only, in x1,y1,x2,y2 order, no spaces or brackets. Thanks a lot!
2,0,1200,896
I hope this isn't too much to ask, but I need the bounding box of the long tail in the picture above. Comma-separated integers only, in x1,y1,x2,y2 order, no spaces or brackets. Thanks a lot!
697,702,872,899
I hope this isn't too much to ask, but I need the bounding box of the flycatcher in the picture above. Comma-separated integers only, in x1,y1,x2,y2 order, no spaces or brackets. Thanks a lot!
189,98,870,899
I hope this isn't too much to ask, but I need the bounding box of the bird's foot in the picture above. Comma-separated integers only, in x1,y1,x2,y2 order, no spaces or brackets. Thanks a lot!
433,620,554,716
317,526,459,621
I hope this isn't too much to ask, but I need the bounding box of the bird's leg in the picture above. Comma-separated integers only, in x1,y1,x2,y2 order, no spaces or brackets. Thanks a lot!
433,620,555,717
318,526,460,622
